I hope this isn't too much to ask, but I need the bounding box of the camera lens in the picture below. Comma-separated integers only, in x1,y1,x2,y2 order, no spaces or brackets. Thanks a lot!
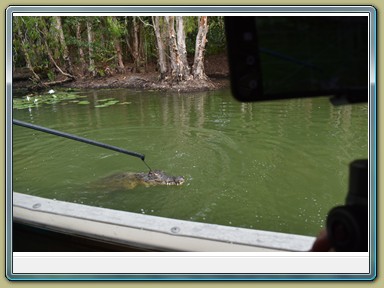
327,205,367,251
332,222,348,243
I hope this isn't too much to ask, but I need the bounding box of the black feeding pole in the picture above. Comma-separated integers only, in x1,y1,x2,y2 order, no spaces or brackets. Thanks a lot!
13,119,152,170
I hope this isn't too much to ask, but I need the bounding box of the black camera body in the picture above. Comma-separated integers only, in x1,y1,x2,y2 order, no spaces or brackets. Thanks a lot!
326,159,368,251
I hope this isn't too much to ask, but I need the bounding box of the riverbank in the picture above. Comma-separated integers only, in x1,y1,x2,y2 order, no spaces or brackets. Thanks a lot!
13,53,230,93
62,72,230,92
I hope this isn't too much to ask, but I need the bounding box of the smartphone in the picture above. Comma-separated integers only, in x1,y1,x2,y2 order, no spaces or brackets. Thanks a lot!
224,16,369,104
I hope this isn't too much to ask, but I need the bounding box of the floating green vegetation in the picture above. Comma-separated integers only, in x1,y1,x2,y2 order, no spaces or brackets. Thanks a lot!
13,92,123,110
97,98,116,102
94,100,119,108
94,98,119,108
77,100,90,105
13,91,86,110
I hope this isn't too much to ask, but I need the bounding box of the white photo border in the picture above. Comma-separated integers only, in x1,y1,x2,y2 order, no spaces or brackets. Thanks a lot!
6,5,377,281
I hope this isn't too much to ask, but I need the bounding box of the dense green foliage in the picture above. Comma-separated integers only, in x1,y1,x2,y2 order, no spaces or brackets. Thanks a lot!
13,16,226,81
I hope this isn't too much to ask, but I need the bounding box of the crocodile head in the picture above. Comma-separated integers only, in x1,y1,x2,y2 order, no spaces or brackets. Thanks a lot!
144,170,185,186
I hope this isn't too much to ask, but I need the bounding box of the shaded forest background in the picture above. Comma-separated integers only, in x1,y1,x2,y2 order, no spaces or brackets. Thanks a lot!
13,16,229,91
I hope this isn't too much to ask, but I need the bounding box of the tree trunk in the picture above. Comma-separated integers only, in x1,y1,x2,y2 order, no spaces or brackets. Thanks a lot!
111,16,125,72
192,16,209,80
138,22,147,73
76,21,87,76
86,19,96,77
115,39,125,71
152,16,168,80
132,17,141,73
53,16,73,75
176,16,191,80
166,16,182,83
124,16,133,63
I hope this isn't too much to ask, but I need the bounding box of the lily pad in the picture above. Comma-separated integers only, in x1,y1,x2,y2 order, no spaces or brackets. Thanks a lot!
94,100,119,108
13,91,89,109
77,100,90,105
97,98,116,102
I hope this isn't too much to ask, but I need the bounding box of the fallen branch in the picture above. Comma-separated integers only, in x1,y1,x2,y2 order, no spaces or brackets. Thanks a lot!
45,48,76,79
43,77,74,86
29,77,74,91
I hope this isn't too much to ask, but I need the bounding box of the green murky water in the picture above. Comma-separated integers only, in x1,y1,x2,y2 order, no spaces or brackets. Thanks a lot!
12,88,368,236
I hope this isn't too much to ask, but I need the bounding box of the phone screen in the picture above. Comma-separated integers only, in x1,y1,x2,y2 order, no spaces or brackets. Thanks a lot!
225,16,369,103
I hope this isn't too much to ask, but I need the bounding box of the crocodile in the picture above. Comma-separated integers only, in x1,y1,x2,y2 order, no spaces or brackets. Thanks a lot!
97,170,185,190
